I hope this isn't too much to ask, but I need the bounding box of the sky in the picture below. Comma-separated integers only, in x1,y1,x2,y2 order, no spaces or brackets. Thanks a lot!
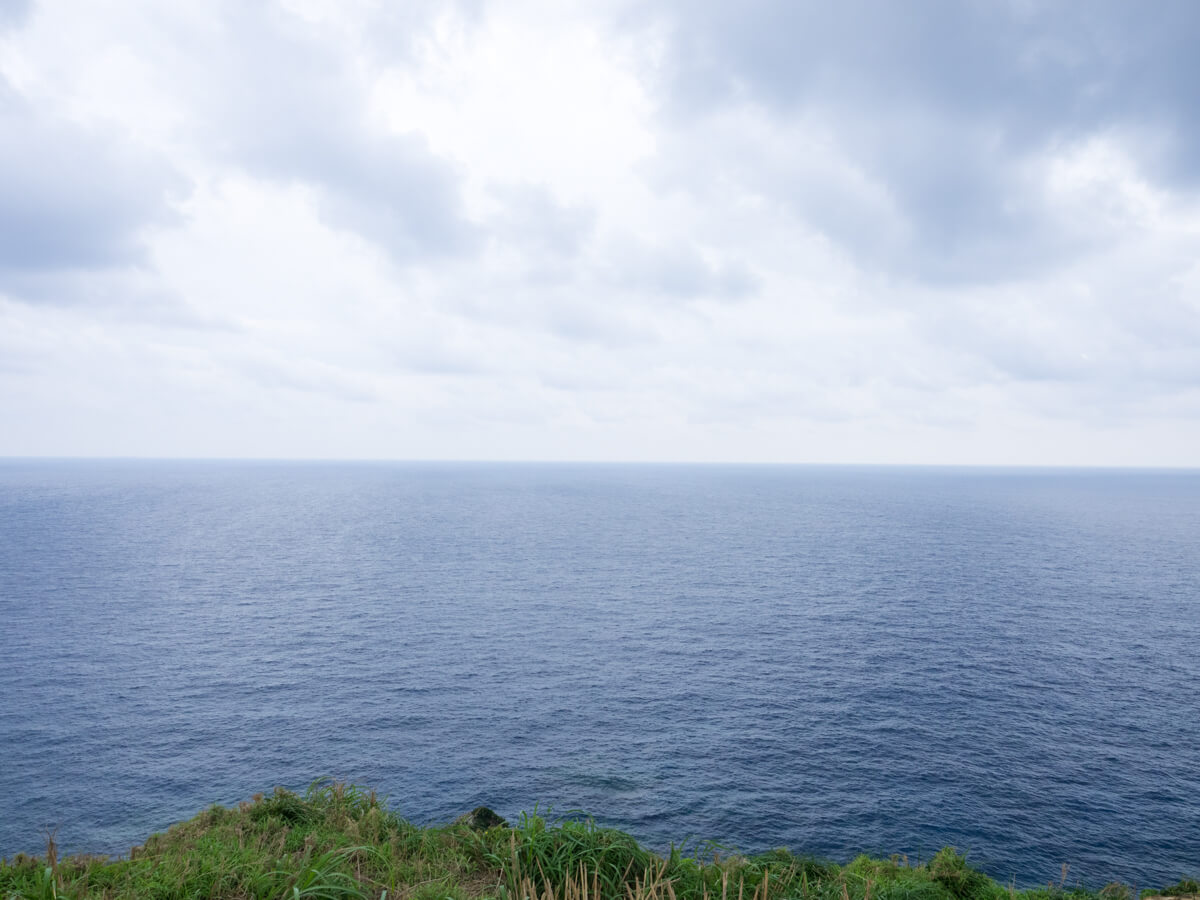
2,0,1199,465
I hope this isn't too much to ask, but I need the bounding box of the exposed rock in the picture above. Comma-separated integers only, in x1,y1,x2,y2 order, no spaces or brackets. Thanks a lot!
454,806,507,830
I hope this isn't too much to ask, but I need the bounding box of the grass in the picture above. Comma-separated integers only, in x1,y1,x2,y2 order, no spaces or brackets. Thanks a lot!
0,782,1194,900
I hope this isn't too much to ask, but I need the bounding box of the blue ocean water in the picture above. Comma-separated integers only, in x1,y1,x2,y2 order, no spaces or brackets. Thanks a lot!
0,461,1197,888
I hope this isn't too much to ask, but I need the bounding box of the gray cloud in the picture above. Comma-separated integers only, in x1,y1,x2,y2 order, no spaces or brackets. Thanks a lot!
626,0,1200,284
360,0,484,64
487,184,596,259
642,1,1200,150
0,79,184,299
600,237,758,300
299,134,477,262
0,0,31,29
466,185,754,345
172,2,478,264
236,355,377,404
914,278,1200,416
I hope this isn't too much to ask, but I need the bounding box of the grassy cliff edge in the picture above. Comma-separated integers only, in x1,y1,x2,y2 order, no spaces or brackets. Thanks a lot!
2,782,1196,900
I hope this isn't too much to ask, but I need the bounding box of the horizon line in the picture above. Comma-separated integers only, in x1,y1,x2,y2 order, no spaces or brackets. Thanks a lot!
1,456,1197,472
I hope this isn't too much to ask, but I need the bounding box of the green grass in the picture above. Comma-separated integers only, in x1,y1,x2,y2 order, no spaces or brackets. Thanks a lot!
1,782,1194,900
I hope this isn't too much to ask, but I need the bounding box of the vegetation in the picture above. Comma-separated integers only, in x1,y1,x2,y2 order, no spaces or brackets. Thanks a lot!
1,781,1194,900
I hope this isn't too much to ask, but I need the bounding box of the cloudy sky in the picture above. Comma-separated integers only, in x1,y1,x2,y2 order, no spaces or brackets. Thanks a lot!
2,0,1198,465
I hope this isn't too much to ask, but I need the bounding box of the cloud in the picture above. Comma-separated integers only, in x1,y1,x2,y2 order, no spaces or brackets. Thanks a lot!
234,353,378,404
482,184,755,305
0,78,184,299
168,1,478,265
624,0,1200,285
0,0,30,29
598,237,758,301
487,184,596,260
1,0,1198,464
639,1,1200,153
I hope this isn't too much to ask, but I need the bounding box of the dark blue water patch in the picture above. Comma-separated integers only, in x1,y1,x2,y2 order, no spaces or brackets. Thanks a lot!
0,461,1198,889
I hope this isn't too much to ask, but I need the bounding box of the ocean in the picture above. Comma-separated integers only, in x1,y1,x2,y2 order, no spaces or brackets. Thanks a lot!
0,460,1197,888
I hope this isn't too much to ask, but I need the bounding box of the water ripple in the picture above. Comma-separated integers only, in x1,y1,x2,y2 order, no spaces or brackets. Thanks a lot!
1,462,1198,888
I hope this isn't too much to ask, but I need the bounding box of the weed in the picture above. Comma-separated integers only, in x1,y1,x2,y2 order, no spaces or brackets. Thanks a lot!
1,784,1194,900
277,847,370,899
1141,879,1200,898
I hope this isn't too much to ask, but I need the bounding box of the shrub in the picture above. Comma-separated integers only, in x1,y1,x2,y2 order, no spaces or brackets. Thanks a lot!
928,848,993,900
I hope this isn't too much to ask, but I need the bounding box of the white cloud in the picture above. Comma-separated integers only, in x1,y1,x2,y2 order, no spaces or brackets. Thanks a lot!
370,2,655,209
